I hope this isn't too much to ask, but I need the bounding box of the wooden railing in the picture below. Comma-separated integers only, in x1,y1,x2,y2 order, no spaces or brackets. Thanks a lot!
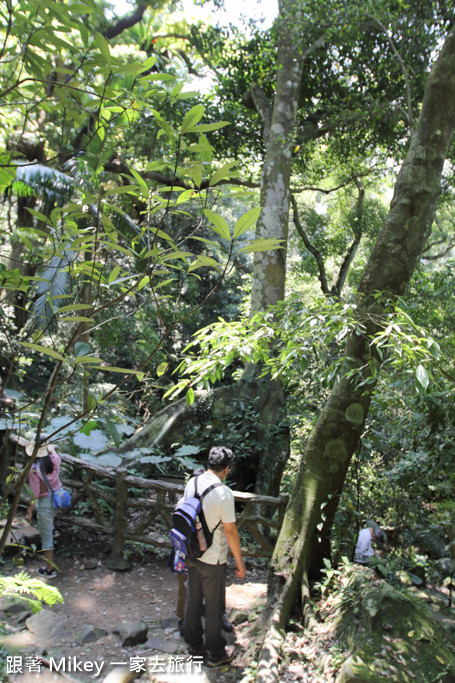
54,452,288,565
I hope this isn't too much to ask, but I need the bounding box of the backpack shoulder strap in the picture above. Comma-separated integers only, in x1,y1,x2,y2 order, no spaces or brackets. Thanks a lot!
200,481,222,501
198,481,223,535
38,465,55,495
192,475,223,502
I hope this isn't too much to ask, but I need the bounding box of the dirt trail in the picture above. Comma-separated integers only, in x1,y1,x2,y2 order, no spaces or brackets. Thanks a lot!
1,525,268,683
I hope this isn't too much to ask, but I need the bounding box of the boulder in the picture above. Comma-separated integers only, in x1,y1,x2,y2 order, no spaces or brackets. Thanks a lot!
25,609,69,642
1,517,41,553
113,620,148,646
146,667,211,683
229,608,250,625
334,567,455,682
436,558,455,577
78,625,108,644
414,531,447,559
142,636,181,654
101,666,138,683
2,602,32,623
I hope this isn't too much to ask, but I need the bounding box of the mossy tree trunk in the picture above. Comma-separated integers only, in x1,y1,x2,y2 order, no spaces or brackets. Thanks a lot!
257,24,455,683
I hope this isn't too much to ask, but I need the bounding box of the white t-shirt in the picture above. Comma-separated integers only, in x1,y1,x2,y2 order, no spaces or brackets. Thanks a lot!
184,471,236,565
354,527,374,563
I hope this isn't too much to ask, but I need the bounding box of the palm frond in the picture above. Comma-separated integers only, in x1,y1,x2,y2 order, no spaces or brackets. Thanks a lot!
29,251,75,330
14,164,75,208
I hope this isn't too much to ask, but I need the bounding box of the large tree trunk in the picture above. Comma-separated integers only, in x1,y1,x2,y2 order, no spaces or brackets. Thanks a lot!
257,23,455,683
241,1,325,491
249,3,307,313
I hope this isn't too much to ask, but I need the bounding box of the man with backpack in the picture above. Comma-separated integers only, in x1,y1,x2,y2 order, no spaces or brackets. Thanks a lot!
182,446,246,667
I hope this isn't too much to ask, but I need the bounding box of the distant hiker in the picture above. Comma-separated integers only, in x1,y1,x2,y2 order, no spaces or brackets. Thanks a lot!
354,525,385,564
183,446,245,668
25,439,62,578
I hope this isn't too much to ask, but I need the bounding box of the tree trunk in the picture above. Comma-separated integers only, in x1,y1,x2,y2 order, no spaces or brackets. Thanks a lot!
243,1,326,491
257,23,455,683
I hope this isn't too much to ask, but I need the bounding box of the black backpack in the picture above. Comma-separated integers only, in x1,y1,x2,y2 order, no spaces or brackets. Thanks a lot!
170,475,222,559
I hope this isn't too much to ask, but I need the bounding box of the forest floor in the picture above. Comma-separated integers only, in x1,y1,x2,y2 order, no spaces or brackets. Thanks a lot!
2,520,455,683
1,520,304,683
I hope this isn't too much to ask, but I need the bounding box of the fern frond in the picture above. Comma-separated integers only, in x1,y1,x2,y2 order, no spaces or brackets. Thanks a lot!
0,571,63,612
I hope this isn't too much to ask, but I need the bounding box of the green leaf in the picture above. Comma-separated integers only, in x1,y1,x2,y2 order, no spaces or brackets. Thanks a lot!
175,90,199,100
238,238,283,254
80,420,98,436
92,366,145,380
156,362,168,377
94,32,111,65
160,250,194,262
104,417,122,447
74,356,104,364
186,121,230,133
186,387,195,406
416,364,429,390
233,207,261,238
181,105,205,134
75,342,91,357
189,256,221,272
19,342,66,361
203,209,230,241
59,316,93,323
128,167,149,195
138,276,151,291
190,236,219,247
109,266,121,283
112,61,146,75
171,82,184,98
87,391,97,411
104,185,141,196
26,208,51,223
138,73,175,83
98,241,135,256
0,167,15,192
182,165,204,189
58,304,93,313
151,109,176,139
209,161,237,187
176,188,198,204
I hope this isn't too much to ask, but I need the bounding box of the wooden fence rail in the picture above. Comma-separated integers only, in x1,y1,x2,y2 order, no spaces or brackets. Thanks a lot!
42,452,288,565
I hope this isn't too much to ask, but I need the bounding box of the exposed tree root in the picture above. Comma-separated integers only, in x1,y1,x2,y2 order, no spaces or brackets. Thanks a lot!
256,565,302,683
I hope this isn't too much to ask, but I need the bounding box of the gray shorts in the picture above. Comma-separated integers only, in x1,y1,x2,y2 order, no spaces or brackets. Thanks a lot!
36,495,57,550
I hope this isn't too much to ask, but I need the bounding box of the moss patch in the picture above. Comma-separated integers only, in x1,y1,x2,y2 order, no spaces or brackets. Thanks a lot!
334,567,455,682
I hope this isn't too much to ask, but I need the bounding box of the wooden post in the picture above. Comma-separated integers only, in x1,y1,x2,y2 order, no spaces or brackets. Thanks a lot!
0,430,11,496
0,388,17,494
1,430,22,497
106,468,131,570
